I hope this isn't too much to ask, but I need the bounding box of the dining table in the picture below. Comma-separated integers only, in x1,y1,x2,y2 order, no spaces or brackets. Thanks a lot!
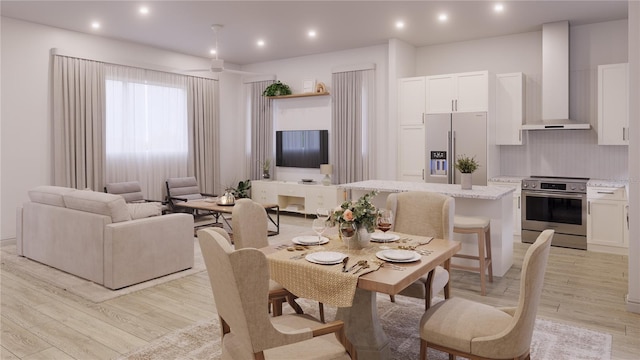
263,230,461,360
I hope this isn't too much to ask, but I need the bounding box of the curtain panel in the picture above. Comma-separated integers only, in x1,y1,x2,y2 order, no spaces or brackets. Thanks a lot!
248,80,275,180
331,68,376,184
52,55,106,191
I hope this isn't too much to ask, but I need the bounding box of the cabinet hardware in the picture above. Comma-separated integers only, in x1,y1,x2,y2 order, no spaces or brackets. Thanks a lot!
623,127,626,141
587,201,590,215
455,99,458,112
422,113,425,124
597,191,615,195
517,196,521,209
451,99,454,112
422,169,425,180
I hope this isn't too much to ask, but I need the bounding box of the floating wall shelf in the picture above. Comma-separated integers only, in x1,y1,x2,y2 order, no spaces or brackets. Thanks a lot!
267,92,330,99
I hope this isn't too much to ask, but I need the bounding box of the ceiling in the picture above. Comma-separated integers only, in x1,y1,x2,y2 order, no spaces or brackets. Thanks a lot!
0,1,628,66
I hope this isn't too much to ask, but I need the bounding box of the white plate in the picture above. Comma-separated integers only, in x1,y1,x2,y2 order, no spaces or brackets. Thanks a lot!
376,250,421,263
370,233,400,242
306,251,345,265
382,249,415,260
292,236,329,245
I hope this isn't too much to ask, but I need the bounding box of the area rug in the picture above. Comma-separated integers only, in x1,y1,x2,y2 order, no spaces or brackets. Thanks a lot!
119,295,612,360
0,223,308,303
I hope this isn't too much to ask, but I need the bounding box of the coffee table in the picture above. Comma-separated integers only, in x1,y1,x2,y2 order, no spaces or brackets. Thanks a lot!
174,199,279,235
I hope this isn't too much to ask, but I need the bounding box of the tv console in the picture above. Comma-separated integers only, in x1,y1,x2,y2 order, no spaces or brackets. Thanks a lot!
251,180,345,215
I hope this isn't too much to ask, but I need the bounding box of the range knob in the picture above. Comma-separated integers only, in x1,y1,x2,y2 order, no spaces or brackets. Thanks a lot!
522,183,528,188
570,185,576,191
531,183,537,188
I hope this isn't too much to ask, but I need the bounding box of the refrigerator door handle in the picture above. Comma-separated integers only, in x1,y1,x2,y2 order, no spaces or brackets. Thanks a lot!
447,130,453,184
452,131,457,184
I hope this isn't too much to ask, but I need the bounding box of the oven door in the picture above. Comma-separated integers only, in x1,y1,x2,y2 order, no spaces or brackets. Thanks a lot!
521,191,587,236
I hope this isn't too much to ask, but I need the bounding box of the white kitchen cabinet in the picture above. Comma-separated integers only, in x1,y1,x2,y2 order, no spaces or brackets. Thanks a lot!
598,63,628,145
495,73,525,145
488,180,521,237
251,180,342,215
398,77,427,126
398,125,426,182
425,71,488,114
397,77,426,182
587,186,628,253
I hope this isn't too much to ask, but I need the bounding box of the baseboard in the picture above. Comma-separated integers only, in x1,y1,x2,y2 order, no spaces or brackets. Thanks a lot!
626,294,640,314
1,238,17,247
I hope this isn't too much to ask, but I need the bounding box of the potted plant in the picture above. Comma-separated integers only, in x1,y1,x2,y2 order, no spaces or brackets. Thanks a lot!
455,154,479,190
262,81,292,97
231,179,251,199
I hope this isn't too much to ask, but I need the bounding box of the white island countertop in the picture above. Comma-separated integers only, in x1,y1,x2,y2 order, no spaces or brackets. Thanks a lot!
340,180,514,200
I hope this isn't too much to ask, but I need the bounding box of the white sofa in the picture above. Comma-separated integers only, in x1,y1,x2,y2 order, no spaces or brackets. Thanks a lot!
16,186,194,290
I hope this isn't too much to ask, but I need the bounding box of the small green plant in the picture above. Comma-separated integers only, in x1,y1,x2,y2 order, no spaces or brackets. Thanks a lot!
455,154,480,174
262,81,292,96
261,158,271,172
230,179,251,199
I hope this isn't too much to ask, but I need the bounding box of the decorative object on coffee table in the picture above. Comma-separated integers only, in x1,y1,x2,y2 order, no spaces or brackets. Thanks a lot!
455,154,479,190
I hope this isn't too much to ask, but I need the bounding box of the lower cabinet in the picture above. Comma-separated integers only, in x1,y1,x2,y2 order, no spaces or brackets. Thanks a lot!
488,181,521,237
251,180,343,215
587,187,628,253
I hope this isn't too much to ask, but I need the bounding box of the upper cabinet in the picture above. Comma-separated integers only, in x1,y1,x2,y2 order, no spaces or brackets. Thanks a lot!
598,63,628,145
425,71,488,114
495,73,525,145
398,77,427,126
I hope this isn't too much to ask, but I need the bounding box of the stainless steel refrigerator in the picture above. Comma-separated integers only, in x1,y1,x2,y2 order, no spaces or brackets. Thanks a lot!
425,112,487,186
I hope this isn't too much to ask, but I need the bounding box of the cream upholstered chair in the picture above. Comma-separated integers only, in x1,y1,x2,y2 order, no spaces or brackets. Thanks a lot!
105,180,167,213
386,191,455,310
232,199,314,320
197,227,355,360
419,229,554,360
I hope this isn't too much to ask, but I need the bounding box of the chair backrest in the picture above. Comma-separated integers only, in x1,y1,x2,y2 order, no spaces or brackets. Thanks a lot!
473,229,554,358
386,191,455,240
104,181,145,203
166,177,203,201
232,199,269,249
197,228,310,357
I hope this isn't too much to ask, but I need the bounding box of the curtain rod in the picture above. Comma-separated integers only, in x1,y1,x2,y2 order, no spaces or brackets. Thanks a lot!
332,63,376,74
50,48,219,81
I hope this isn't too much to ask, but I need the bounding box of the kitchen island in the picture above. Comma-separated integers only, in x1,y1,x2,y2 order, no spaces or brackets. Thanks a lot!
341,180,515,277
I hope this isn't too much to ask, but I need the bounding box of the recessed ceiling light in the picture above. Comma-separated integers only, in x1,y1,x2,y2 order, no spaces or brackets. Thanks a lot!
395,21,405,29
91,21,101,29
257,39,265,47
210,49,217,55
308,30,317,38
438,13,448,22
139,6,149,15
494,3,504,13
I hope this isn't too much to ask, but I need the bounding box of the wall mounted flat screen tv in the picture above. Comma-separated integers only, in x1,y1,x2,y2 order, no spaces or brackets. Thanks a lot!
276,130,329,168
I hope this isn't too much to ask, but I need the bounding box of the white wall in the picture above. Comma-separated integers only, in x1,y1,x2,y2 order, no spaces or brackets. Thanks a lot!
241,45,389,183
416,20,629,180
0,17,243,240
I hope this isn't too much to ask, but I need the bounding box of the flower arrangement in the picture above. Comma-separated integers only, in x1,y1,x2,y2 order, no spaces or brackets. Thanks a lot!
330,191,378,232
455,154,480,174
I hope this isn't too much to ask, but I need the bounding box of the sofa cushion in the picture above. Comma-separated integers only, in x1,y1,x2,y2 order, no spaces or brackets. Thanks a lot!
63,191,132,223
127,202,163,219
28,186,76,207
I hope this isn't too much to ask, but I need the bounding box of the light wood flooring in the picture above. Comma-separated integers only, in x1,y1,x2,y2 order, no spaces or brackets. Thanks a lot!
2,214,639,359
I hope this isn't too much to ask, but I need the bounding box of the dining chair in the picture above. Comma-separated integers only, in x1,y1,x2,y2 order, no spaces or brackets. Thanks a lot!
419,229,554,360
233,199,323,321
197,227,355,360
386,191,455,310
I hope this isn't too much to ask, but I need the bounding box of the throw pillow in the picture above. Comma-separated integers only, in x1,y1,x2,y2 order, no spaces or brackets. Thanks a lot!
127,202,163,219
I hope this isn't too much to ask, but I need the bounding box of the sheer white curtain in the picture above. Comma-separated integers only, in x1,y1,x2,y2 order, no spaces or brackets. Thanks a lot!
331,67,376,184
247,80,274,180
105,65,189,200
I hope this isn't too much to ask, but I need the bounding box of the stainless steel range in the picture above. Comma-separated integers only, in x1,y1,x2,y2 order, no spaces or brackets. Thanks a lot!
521,176,589,250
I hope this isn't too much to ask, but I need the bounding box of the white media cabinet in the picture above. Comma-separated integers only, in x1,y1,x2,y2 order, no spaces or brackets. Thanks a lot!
251,180,345,215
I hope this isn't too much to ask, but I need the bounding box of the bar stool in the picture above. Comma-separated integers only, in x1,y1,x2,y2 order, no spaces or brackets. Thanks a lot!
452,215,493,295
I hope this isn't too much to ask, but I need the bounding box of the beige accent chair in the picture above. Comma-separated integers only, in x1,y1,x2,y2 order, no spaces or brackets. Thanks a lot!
165,176,217,212
419,229,554,360
105,180,168,214
386,191,454,309
233,199,323,321
197,227,355,360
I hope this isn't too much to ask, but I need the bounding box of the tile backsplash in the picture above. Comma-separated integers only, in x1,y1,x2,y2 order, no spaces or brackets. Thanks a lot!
499,130,629,180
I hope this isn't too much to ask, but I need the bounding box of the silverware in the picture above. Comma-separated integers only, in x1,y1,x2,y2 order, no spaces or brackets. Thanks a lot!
354,263,370,274
341,257,350,272
289,252,307,260
347,260,366,273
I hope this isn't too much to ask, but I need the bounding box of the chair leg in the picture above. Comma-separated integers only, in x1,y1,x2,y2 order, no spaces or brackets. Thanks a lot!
425,269,434,310
443,259,451,299
478,229,487,296
286,295,304,315
271,298,284,317
319,302,325,323
485,225,493,282
390,295,396,303
420,339,427,360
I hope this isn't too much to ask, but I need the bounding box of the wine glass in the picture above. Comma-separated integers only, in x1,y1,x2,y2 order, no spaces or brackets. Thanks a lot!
340,222,357,251
377,209,394,233
316,208,330,221
312,218,328,245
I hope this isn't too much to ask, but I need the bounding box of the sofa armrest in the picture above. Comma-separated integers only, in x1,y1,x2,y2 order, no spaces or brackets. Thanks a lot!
104,213,195,289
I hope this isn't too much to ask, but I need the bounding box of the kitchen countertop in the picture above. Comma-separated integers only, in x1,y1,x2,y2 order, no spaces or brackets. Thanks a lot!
587,179,628,188
488,176,526,184
340,180,514,200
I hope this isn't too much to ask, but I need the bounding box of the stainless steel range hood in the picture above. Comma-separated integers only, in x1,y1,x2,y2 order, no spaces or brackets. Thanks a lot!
522,21,591,130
